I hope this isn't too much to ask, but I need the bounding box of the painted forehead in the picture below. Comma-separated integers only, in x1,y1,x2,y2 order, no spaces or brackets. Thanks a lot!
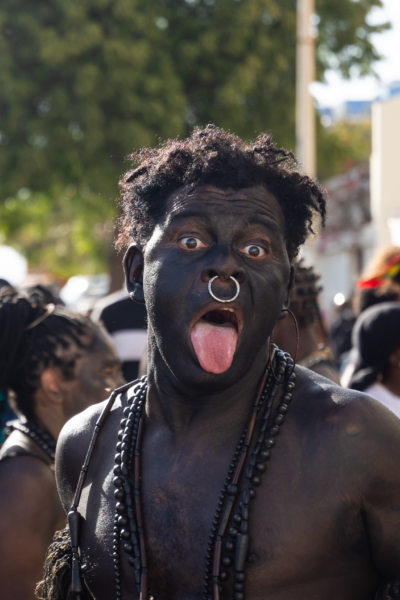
165,184,286,227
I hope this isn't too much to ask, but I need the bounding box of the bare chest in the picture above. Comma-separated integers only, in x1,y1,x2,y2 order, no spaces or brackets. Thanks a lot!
78,428,375,600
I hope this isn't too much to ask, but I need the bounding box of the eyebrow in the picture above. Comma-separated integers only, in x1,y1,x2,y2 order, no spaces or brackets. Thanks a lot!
167,209,213,225
167,205,283,234
246,214,282,229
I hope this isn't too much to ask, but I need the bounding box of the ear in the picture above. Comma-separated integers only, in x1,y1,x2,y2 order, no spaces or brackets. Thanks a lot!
123,244,145,304
278,265,294,320
389,348,400,369
39,369,64,405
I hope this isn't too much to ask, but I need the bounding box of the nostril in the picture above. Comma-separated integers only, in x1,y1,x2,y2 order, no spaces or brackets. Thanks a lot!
202,268,245,283
233,270,245,284
202,269,218,282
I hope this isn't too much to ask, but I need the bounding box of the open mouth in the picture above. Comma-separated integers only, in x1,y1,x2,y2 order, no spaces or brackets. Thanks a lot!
190,306,241,374
200,307,239,330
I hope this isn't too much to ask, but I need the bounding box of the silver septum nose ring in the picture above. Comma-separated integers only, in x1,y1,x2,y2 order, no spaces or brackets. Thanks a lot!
208,275,240,303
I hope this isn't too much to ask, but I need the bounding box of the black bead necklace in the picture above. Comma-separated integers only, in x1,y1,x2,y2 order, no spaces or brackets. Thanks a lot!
112,347,296,600
6,418,56,463
112,378,147,598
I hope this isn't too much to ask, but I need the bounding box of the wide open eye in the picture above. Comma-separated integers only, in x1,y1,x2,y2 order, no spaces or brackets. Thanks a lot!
241,244,267,258
178,236,207,251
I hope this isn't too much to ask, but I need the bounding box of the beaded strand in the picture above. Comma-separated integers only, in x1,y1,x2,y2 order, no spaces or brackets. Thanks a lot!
220,353,295,599
112,348,296,600
203,360,273,600
113,377,148,599
6,418,56,462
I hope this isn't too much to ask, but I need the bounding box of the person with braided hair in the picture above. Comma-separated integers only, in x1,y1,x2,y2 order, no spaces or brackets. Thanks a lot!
271,258,340,383
0,288,123,599
46,125,400,599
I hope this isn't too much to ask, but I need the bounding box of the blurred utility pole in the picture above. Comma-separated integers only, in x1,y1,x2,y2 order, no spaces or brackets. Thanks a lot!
296,0,316,178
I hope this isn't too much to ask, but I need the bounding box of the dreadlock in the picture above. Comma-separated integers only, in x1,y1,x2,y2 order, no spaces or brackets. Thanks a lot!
0,287,100,422
35,526,91,600
289,258,323,328
116,124,326,261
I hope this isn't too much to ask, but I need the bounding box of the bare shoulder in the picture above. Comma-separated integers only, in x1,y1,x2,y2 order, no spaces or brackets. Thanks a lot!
56,390,126,512
293,365,400,474
0,452,58,557
0,450,55,509
293,367,400,577
295,364,400,420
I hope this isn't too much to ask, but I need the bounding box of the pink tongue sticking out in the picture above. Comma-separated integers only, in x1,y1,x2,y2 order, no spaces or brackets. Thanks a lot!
191,320,238,374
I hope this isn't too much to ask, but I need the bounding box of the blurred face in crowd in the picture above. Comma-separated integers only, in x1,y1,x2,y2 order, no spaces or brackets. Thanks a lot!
60,329,124,420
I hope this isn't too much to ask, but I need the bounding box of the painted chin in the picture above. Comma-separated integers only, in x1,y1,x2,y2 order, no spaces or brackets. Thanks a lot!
190,307,241,374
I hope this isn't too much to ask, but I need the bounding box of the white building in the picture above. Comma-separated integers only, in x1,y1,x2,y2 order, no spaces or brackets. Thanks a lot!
370,93,400,248
304,93,400,320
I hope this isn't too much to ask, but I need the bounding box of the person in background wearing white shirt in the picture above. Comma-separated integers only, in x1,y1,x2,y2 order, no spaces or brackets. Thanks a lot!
348,302,400,418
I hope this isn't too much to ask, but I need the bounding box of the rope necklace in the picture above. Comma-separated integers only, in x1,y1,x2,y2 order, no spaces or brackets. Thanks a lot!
6,418,56,463
112,346,295,600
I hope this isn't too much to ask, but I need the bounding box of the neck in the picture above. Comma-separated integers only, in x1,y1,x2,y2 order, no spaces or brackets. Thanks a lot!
383,367,400,398
146,342,270,435
297,325,321,362
34,403,64,440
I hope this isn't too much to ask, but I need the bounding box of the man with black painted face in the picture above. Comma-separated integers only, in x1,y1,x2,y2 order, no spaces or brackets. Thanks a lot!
52,125,400,600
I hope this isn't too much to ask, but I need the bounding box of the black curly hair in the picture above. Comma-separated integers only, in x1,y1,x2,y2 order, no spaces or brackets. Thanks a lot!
116,124,326,261
0,288,101,422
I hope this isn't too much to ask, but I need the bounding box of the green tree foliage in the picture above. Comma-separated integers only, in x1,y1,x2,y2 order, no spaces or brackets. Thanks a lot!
0,0,389,276
160,0,387,145
317,0,389,78
0,0,186,198
318,119,372,181
1,185,115,276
